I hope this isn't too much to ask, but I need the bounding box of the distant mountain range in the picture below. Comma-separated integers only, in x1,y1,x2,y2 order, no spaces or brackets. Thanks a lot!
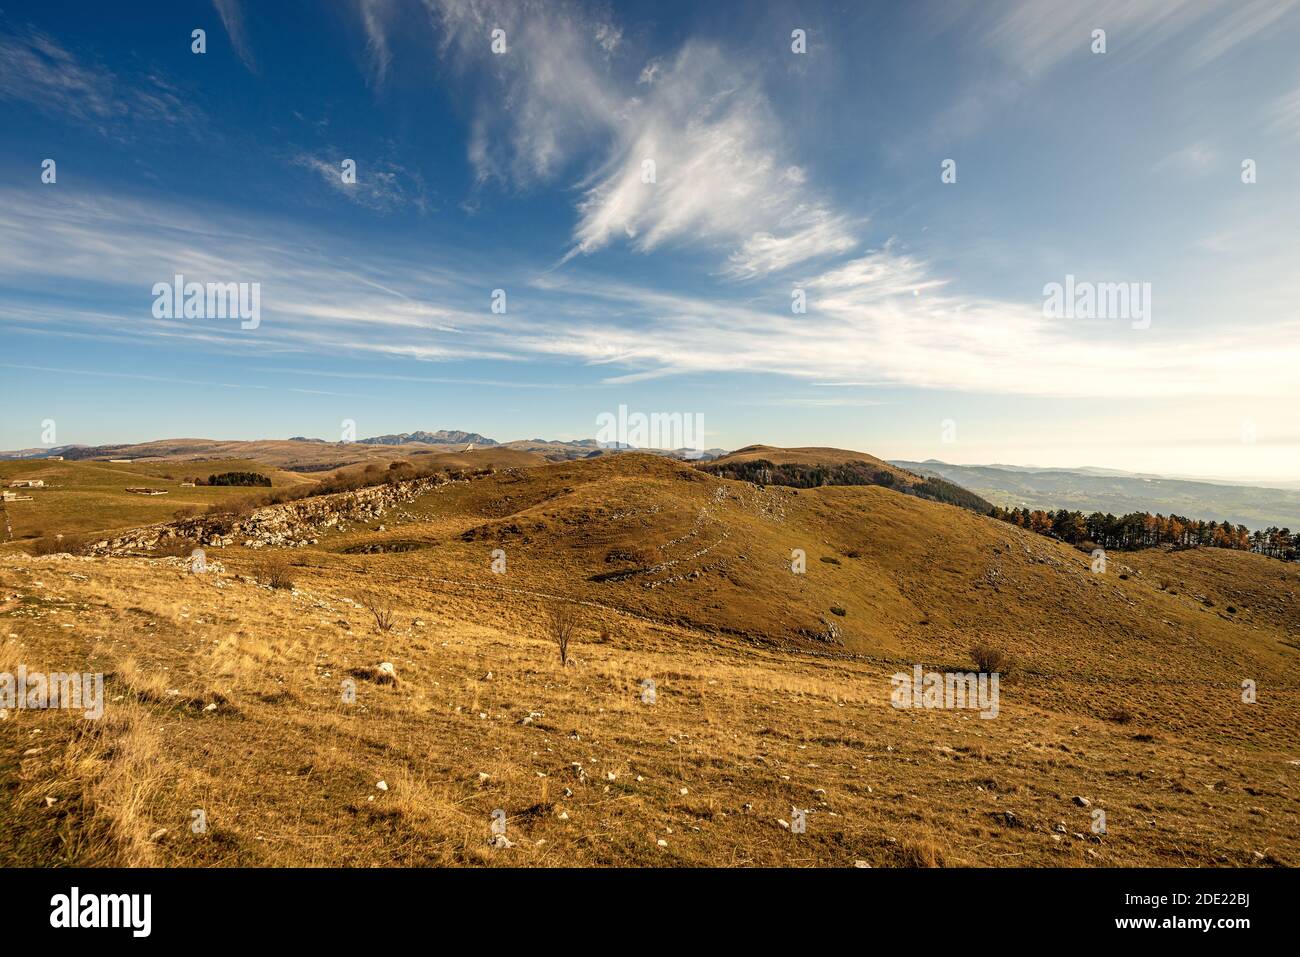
355,430,499,447
891,459,1300,530
0,432,729,465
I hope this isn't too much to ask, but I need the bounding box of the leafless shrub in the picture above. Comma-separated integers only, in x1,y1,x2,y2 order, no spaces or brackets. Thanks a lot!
971,643,1015,675
547,602,580,666
362,592,397,633
31,531,87,556
254,553,294,590
152,536,197,557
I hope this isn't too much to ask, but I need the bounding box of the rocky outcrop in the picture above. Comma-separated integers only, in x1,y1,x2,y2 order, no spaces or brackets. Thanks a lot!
89,475,451,555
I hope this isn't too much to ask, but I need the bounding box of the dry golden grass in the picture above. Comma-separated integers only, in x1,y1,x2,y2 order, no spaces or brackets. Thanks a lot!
1,454,1296,867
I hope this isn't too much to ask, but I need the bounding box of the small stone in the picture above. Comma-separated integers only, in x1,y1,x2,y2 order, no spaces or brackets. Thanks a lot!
1072,796,1091,808
853,860,870,868
376,780,388,791
777,819,790,829
657,839,668,847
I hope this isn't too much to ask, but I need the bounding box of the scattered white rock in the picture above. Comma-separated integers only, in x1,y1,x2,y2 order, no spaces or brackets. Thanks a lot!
376,780,388,791
656,839,668,848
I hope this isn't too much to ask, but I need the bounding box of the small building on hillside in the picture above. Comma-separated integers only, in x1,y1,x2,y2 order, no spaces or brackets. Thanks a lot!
8,479,44,488
124,487,168,496
2,490,33,502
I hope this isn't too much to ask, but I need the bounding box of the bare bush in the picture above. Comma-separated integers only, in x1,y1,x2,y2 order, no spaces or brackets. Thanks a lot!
31,531,87,556
546,602,580,666
254,553,295,590
362,592,397,633
152,536,197,558
971,643,1015,675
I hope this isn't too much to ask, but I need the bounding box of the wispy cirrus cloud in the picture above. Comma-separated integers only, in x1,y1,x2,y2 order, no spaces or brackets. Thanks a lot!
1270,81,1300,138
213,0,258,73
423,0,857,279
977,0,1298,76
291,153,430,213
3,186,1298,404
359,0,393,86
0,28,201,135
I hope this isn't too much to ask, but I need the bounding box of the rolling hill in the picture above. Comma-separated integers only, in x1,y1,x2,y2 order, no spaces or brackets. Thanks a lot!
1,450,1295,867
702,445,993,512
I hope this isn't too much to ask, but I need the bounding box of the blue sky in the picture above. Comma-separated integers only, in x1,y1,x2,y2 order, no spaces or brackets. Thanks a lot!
2,0,1299,479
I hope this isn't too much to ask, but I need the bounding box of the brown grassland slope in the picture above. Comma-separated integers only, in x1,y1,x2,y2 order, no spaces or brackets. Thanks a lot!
711,444,921,486
0,453,1295,867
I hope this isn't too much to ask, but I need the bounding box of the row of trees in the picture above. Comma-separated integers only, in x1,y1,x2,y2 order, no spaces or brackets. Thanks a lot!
700,458,994,513
194,471,272,487
989,506,1299,561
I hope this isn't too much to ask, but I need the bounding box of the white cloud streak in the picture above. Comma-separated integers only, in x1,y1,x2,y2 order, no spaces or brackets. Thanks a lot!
1,187,1297,403
0,29,201,134
424,0,856,278
213,0,258,72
